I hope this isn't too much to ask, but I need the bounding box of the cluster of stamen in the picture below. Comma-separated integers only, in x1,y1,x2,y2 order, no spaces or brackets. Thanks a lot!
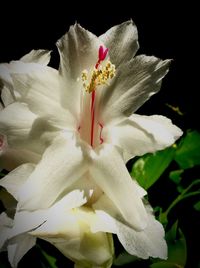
81,60,115,93
79,46,115,147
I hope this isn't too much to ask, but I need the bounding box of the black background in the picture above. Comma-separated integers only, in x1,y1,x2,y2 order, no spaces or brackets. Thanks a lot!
0,1,198,132
0,1,199,267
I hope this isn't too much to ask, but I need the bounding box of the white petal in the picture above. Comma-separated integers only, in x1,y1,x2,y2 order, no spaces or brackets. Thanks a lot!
116,206,167,259
18,135,87,211
91,209,118,234
20,49,51,65
0,102,36,147
107,114,182,161
0,102,52,155
131,114,183,147
93,205,167,260
11,190,86,239
1,86,15,106
66,173,103,205
100,55,171,123
8,235,36,268
0,102,62,156
90,144,147,230
57,23,102,81
99,20,139,67
50,190,87,212
0,102,3,110
7,61,45,74
0,212,13,249
0,61,48,101
0,164,35,200
0,148,40,171
11,67,75,128
31,205,113,268
0,148,41,171
0,64,13,88
9,210,48,239
56,23,103,117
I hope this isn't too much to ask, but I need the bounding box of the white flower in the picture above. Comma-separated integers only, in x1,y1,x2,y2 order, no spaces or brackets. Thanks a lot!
0,49,51,170
0,20,183,262
0,170,113,268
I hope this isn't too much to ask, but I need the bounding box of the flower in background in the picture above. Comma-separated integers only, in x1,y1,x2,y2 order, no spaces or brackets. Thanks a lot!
0,50,52,170
0,172,113,268
0,20,183,267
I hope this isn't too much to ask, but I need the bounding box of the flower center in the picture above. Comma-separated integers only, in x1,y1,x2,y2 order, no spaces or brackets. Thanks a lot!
80,46,115,147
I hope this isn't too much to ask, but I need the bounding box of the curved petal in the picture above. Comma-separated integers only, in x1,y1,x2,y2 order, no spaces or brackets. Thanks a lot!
31,205,113,268
0,164,35,200
90,144,147,231
0,102,55,155
57,23,102,81
8,190,86,241
0,148,40,171
17,134,87,211
0,50,51,106
0,64,13,88
56,23,103,117
130,114,183,146
93,205,167,260
0,102,36,146
1,86,15,106
11,67,75,129
100,55,171,123
99,20,139,67
0,212,13,249
8,235,36,268
20,49,51,65
0,102,3,110
0,61,47,90
107,114,182,161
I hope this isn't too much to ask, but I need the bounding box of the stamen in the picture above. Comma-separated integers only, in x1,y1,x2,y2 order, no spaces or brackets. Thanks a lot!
80,46,115,147
81,61,116,93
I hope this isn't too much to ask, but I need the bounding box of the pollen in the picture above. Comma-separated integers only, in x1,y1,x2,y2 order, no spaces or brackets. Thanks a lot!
81,61,116,93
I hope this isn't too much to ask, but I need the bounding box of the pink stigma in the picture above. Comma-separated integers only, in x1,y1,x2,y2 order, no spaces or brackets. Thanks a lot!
98,45,108,61
91,46,108,147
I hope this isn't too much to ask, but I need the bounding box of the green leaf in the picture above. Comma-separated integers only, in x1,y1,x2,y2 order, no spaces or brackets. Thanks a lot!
38,246,57,268
151,222,187,268
175,130,200,169
194,200,200,211
160,179,200,220
113,252,138,266
169,170,184,184
0,172,6,178
131,147,175,189
150,262,182,268
166,224,187,267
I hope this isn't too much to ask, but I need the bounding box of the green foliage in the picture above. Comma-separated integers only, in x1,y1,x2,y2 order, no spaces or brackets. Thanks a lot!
174,130,200,169
37,245,58,268
129,130,200,267
169,170,183,184
113,252,138,266
194,200,200,211
131,147,175,189
150,222,187,268
1,130,200,267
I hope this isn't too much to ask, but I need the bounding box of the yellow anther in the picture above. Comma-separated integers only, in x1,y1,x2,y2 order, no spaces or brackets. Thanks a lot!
81,61,116,93
81,70,88,81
